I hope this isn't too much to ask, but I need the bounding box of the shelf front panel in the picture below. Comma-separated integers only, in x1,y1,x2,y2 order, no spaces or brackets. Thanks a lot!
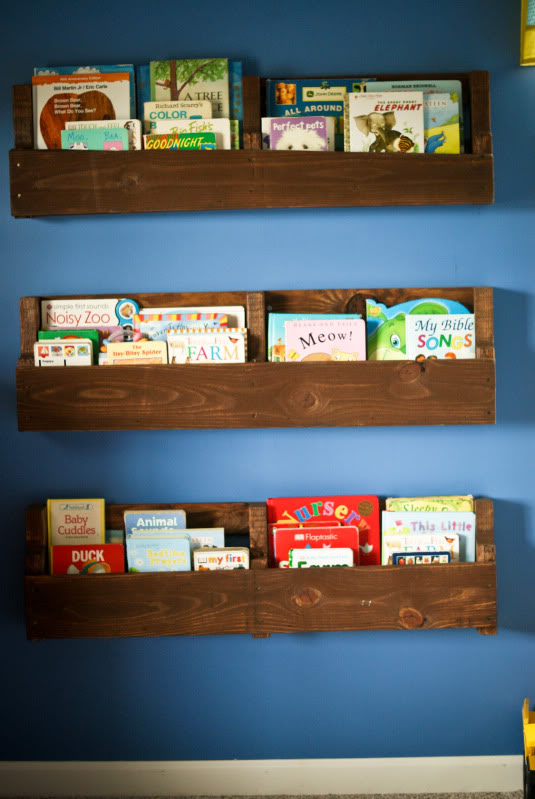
25,562,496,639
10,149,494,218
17,358,495,431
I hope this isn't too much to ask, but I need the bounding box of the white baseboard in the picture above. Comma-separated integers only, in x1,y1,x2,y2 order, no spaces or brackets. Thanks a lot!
0,756,523,796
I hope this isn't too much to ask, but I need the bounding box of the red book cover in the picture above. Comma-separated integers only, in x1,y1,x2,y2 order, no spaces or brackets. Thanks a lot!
272,525,359,567
51,544,125,574
266,495,380,565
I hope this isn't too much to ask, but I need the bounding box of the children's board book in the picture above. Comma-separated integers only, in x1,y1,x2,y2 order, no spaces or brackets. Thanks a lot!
136,64,150,118
229,59,243,148
288,547,354,568
405,314,475,360
382,533,459,565
126,535,191,572
266,495,380,566
262,117,335,150
265,77,375,151
42,298,139,334
345,91,424,153
284,318,366,362
38,329,100,362
370,79,464,151
61,128,129,151
143,99,212,132
34,64,136,117
423,93,460,154
194,546,248,570
149,58,230,118
32,72,131,150
271,525,359,568
34,340,93,366
184,528,225,551
133,311,227,341
106,341,168,365
51,544,125,575
47,498,105,548
143,132,217,150
386,495,474,512
393,551,451,565
65,119,142,150
141,305,245,328
150,117,231,149
267,313,361,362
381,511,476,563
124,509,187,536
167,329,247,364
365,297,471,361
269,117,329,151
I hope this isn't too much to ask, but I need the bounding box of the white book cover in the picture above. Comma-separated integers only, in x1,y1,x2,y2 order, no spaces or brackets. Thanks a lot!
34,339,93,366
32,72,131,150
405,314,476,360
345,91,424,153
151,117,231,149
167,328,247,364
65,119,142,150
261,116,335,150
381,511,476,563
143,99,212,132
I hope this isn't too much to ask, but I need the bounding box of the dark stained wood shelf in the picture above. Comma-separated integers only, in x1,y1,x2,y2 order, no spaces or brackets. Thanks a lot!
17,286,496,431
24,498,497,640
9,71,493,217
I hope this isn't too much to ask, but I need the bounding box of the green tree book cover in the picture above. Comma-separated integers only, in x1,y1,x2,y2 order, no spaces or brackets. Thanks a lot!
149,58,229,118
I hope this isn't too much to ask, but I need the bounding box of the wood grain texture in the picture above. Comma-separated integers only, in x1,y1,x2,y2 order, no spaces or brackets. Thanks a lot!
24,562,497,639
18,287,495,430
24,500,497,639
16,358,495,431
12,85,33,149
10,72,494,217
9,148,494,217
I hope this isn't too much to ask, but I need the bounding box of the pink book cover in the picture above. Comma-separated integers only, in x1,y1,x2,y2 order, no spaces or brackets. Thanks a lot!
284,318,366,362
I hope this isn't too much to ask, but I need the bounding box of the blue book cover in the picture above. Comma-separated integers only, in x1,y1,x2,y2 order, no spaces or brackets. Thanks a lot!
229,59,243,148
34,64,136,118
61,128,129,151
265,77,375,150
185,527,225,552
124,509,187,537
126,535,191,572
135,64,150,119
268,312,361,361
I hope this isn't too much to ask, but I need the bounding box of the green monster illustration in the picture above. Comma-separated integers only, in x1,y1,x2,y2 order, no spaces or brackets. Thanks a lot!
368,301,450,360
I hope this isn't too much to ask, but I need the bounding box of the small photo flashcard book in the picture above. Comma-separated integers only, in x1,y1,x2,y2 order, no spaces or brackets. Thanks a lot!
34,340,93,366
193,547,249,570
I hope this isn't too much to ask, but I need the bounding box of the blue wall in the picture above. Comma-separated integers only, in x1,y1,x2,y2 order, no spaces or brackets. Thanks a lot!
2,0,534,761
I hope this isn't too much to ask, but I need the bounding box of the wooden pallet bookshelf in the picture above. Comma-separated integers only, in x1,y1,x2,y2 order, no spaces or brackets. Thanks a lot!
9,71,493,217
16,286,496,431
24,498,497,640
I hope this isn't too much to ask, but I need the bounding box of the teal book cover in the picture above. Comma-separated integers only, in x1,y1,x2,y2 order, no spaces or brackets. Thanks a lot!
61,128,129,150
